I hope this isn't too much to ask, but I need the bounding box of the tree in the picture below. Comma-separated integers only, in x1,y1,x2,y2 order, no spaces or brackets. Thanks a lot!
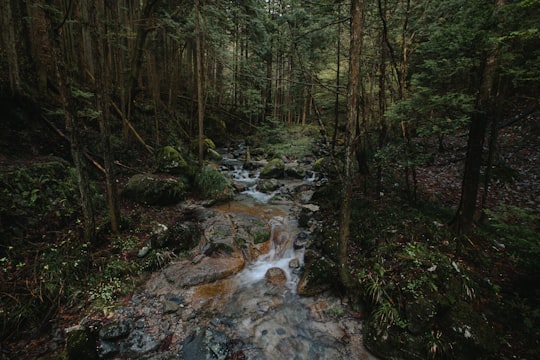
195,0,205,167
451,0,507,236
91,0,121,233
338,0,364,290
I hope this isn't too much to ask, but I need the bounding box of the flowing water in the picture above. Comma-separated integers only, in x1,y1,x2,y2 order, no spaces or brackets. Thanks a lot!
206,160,377,360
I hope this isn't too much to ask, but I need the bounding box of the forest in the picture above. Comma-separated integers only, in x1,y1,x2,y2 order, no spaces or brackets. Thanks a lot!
0,0,539,359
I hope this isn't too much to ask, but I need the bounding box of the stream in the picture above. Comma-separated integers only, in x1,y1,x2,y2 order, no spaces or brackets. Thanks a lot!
92,151,377,359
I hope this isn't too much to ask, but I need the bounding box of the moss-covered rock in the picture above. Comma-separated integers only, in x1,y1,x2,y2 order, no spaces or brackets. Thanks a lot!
122,174,187,205
155,146,189,175
259,158,285,179
66,328,98,360
194,166,233,203
297,250,337,296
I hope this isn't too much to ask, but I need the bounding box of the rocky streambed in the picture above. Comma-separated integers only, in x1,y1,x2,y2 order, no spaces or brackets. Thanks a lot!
68,147,377,360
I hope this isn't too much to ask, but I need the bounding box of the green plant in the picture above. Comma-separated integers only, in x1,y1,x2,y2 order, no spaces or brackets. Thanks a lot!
194,166,232,200
484,205,540,275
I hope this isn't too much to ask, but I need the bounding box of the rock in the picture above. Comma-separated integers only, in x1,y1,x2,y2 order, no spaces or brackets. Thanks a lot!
155,145,189,175
151,222,201,251
264,267,288,286
98,340,118,358
137,246,150,258
66,327,98,360
120,330,160,357
297,252,337,296
150,256,245,290
258,178,280,192
259,158,285,179
122,174,187,205
284,163,306,179
182,328,229,360
99,320,132,340
293,231,310,249
289,258,300,269
441,301,498,359
207,148,222,161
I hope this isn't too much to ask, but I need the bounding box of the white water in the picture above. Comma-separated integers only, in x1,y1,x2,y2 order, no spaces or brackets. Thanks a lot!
235,215,302,291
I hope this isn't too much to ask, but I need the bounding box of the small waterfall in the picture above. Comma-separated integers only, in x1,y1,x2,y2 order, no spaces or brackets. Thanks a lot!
235,215,302,291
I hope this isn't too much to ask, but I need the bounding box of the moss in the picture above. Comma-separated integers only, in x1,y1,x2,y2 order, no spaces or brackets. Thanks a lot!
155,146,188,174
252,227,271,244
66,328,98,360
259,158,285,179
122,174,187,205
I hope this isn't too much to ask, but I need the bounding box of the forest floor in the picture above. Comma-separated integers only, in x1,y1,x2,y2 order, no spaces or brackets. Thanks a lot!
1,106,539,359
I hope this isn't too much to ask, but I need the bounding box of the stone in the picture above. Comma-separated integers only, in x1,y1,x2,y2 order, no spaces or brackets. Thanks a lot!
99,320,132,340
297,253,337,296
120,330,160,357
122,174,187,205
264,267,288,286
259,158,285,179
155,145,189,174
66,327,98,360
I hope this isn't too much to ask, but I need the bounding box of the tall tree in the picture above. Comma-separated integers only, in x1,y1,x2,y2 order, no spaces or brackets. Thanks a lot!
195,0,205,167
338,0,364,290
45,1,96,243
0,0,21,94
452,0,507,235
91,0,121,233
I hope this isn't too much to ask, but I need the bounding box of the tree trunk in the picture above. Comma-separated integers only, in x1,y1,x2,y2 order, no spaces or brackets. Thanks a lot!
0,0,21,94
47,7,96,243
195,0,205,168
451,0,505,236
338,0,364,290
91,0,121,234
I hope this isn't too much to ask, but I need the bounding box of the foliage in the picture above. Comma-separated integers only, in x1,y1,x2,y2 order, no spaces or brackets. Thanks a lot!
257,122,318,159
484,205,540,276
351,201,497,358
0,160,82,245
194,166,233,201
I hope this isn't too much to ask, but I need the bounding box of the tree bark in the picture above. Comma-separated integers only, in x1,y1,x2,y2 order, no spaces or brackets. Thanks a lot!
0,0,22,94
338,0,364,290
451,0,506,236
47,5,96,243
91,0,121,234
195,0,205,168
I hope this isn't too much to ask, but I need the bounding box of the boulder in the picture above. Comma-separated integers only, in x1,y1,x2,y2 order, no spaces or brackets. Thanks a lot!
122,174,187,205
297,250,337,296
259,158,285,179
265,267,288,286
155,146,189,175
66,327,98,360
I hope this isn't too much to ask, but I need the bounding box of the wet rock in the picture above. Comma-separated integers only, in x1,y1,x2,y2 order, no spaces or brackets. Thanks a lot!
293,231,310,249
264,267,288,286
182,328,229,360
152,256,244,289
120,330,160,357
258,178,280,192
122,174,187,205
98,340,118,358
66,327,98,360
259,158,285,179
289,258,300,269
99,320,132,340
